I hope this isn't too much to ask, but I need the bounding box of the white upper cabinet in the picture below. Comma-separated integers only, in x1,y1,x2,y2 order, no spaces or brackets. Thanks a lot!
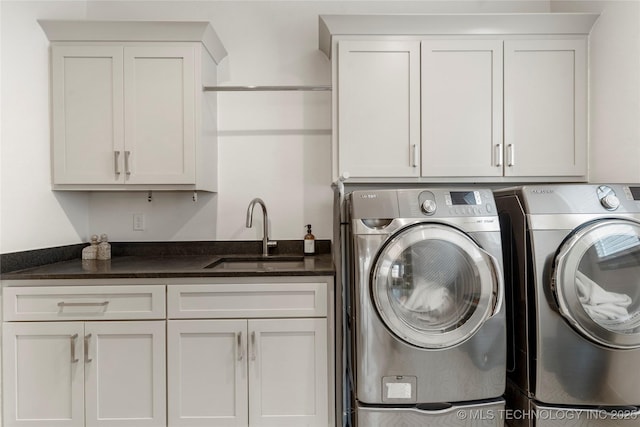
337,41,421,178
41,20,227,191
504,39,587,177
123,46,196,185
51,45,124,185
421,40,503,177
320,14,598,182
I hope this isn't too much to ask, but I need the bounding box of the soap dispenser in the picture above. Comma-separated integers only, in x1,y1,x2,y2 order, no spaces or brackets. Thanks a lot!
304,224,315,255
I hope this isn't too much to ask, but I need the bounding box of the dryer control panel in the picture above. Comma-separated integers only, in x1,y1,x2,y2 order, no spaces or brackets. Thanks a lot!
398,188,496,218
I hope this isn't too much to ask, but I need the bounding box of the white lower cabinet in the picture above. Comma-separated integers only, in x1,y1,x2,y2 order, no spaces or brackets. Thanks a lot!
2,320,166,427
1,284,167,427
167,280,331,427
2,278,334,427
168,318,328,427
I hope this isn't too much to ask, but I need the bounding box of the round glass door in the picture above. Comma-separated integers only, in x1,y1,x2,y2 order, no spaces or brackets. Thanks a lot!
553,219,640,349
371,223,500,349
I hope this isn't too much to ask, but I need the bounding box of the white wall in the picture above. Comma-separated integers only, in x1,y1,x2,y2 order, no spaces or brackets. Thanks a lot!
22,0,640,254
84,0,552,244
552,0,640,183
0,1,90,254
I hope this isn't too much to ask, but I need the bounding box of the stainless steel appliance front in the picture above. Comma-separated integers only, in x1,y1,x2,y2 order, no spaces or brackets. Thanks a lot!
496,184,640,427
347,188,506,426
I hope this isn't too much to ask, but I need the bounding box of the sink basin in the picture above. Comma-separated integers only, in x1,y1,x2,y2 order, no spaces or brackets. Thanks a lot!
204,256,306,272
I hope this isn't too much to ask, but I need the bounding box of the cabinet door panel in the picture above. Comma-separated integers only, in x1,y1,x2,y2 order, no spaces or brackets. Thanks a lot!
52,46,124,184
2,322,85,427
124,46,196,184
504,39,587,177
421,40,503,177
337,40,420,178
168,320,248,427
249,318,328,427
84,321,166,427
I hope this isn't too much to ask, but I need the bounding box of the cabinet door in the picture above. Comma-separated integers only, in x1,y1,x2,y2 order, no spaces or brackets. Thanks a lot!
504,39,587,177
2,322,85,427
337,40,420,178
84,321,166,427
167,320,248,427
51,46,125,185
421,40,503,177
123,46,196,185
248,318,328,427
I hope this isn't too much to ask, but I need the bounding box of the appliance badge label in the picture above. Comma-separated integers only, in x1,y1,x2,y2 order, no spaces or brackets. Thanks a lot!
360,194,378,199
530,189,554,194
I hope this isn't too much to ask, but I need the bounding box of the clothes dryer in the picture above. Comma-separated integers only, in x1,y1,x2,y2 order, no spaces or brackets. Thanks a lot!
346,188,506,426
495,184,640,427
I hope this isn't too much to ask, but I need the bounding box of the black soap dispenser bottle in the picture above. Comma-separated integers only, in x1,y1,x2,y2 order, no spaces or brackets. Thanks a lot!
304,224,315,255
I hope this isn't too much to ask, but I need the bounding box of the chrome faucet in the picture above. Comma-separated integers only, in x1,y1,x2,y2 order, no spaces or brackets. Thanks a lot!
245,198,277,256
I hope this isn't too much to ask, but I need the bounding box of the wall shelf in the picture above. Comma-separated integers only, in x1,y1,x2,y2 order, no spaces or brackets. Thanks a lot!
204,85,331,92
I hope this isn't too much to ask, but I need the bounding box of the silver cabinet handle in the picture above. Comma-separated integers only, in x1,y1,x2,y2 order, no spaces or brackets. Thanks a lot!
412,144,418,168
250,331,257,361
495,144,503,167
84,334,92,363
58,301,109,308
114,151,121,175
237,331,244,361
124,151,131,175
70,334,79,363
507,144,515,167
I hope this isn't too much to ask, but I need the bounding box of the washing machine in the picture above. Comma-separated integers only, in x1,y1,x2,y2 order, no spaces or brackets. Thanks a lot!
346,188,506,426
495,184,640,427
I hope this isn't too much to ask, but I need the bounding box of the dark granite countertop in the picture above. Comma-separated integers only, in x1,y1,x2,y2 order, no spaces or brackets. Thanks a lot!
0,241,335,280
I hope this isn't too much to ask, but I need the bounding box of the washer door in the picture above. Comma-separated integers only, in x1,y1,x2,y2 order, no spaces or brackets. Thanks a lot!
371,223,502,349
553,219,640,349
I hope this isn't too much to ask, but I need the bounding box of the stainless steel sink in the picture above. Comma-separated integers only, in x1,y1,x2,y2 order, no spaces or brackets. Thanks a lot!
204,256,305,272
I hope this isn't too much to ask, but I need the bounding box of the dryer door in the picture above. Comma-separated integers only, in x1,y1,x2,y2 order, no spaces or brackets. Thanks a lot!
553,219,640,349
371,223,502,349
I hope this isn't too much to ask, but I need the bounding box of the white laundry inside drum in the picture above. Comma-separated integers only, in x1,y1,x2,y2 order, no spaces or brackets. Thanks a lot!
575,270,636,329
389,239,482,333
402,279,454,322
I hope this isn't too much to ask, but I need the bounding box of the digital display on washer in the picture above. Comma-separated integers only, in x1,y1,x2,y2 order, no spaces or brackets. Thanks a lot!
630,187,640,200
450,191,479,205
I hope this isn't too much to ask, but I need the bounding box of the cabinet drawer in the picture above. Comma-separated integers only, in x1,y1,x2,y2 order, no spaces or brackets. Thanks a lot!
3,285,166,321
167,282,327,319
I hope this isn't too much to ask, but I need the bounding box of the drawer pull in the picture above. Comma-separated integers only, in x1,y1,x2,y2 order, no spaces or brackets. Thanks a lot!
58,301,109,308
84,334,92,363
70,334,79,363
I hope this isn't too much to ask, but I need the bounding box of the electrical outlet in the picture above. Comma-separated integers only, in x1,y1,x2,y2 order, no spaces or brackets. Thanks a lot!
133,213,145,231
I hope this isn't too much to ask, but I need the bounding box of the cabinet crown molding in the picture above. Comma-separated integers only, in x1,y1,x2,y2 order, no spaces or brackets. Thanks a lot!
319,13,599,57
38,19,227,64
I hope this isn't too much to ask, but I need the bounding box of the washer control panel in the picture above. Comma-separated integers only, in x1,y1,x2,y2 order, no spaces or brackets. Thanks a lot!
597,185,621,210
403,189,496,218
421,199,437,215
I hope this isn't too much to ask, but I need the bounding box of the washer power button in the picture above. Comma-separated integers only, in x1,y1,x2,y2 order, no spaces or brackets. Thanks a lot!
422,199,437,215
